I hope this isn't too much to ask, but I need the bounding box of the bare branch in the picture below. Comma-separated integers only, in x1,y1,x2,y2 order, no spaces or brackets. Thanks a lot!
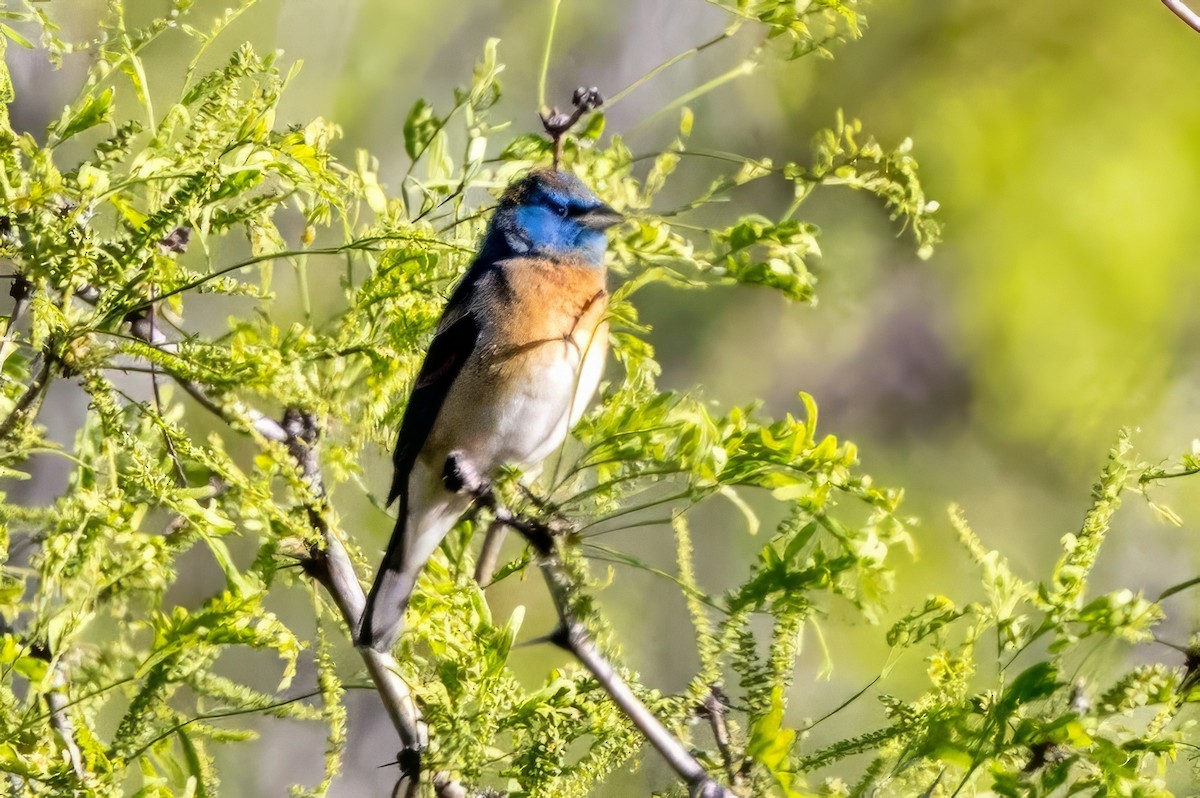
175,376,287,442
444,452,736,798
1163,0,1200,32
281,409,428,790
81,286,288,442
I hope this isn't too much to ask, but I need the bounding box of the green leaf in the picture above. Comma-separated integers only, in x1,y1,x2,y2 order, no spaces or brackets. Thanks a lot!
177,730,210,798
747,686,799,795
51,86,115,142
998,663,1061,719
580,111,605,141
0,23,34,49
499,132,551,161
403,98,443,161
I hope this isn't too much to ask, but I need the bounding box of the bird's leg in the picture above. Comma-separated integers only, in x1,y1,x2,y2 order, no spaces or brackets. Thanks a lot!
442,451,555,555
441,451,484,495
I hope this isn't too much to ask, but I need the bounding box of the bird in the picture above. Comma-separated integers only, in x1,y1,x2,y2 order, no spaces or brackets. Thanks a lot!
358,168,622,652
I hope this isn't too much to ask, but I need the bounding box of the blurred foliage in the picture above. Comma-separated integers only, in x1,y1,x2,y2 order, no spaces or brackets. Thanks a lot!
0,1,1196,797
778,0,1200,472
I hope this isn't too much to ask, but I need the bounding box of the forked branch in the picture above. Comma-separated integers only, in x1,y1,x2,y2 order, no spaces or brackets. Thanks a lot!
443,452,736,798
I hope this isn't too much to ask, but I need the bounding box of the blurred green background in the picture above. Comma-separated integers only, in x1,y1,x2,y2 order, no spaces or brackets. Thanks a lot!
8,0,1200,793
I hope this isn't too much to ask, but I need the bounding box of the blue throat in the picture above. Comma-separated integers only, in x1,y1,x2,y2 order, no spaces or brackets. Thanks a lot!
477,206,607,268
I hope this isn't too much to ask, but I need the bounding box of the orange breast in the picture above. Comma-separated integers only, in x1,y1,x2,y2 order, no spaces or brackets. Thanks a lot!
479,257,609,379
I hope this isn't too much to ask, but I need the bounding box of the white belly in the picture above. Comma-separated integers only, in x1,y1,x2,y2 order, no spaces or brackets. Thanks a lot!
432,325,607,476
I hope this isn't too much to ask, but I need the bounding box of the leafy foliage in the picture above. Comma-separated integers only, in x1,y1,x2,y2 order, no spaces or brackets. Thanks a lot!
0,1,1193,797
820,435,1198,797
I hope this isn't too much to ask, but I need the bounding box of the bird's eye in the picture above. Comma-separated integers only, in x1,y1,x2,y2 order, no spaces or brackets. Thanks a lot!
550,202,568,218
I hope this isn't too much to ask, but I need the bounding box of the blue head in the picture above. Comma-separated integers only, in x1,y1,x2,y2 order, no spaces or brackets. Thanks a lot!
480,169,622,266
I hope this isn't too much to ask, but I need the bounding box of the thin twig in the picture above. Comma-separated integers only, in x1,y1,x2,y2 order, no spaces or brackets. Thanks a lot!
125,687,329,761
795,676,881,736
104,233,471,324
474,520,508,586
1163,0,1200,32
177,377,287,441
143,298,188,483
698,686,741,788
1140,464,1200,483
536,0,563,113
82,286,288,442
1159,575,1200,602
444,453,735,798
606,28,738,108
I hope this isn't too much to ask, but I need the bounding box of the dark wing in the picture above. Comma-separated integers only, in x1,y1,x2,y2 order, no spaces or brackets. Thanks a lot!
386,277,485,506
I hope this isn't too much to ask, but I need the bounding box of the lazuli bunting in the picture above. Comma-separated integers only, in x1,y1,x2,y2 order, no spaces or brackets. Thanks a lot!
358,168,621,652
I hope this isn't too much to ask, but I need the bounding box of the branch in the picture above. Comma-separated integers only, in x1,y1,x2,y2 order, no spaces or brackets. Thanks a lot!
444,452,736,798
0,353,52,443
281,409,428,792
95,275,430,787
474,520,508,586
1163,0,1200,32
125,305,287,441
79,286,288,442
698,685,742,789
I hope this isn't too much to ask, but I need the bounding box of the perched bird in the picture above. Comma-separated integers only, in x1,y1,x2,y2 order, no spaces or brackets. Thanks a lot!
358,168,621,652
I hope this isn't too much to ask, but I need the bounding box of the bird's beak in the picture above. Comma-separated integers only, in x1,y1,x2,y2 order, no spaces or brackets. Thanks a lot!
578,202,623,231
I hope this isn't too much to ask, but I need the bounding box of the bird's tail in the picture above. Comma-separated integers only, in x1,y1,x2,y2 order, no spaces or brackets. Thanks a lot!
357,504,416,652
358,489,465,652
